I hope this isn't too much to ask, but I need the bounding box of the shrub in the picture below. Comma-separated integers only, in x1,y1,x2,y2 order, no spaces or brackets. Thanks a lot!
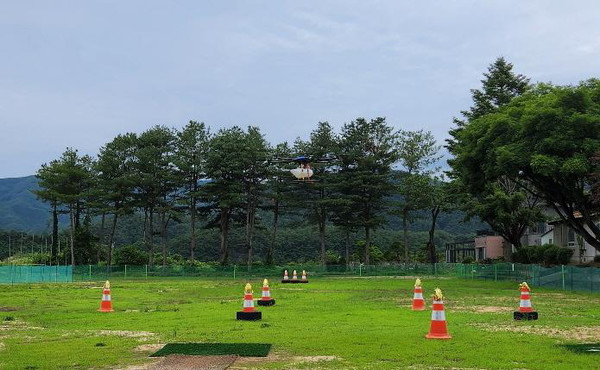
556,247,574,265
543,245,560,265
462,256,474,264
594,255,600,263
113,245,148,265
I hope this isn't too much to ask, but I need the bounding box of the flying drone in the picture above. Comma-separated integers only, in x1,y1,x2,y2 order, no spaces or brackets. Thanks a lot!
273,155,336,182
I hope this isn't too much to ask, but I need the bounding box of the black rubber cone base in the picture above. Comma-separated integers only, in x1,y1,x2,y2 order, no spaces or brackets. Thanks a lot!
237,311,262,320
257,299,275,306
514,311,538,320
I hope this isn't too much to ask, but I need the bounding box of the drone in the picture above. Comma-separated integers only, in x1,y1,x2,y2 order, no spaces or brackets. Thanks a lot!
272,155,336,182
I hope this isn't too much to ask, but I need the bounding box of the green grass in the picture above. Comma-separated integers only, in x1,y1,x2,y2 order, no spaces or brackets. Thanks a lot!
1,276,600,369
150,342,272,357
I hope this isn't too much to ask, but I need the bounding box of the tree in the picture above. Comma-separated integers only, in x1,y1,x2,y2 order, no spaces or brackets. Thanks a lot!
134,126,177,267
396,130,440,264
447,57,539,254
175,121,210,261
448,56,530,151
336,117,398,265
96,133,138,267
34,161,63,264
35,148,96,266
294,122,338,266
203,127,247,265
264,142,294,265
241,126,270,268
451,79,600,253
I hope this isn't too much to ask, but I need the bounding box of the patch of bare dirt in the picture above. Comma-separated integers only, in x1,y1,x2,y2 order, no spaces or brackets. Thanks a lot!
134,344,164,353
230,353,339,369
453,305,512,313
0,320,44,331
149,355,237,370
471,323,600,341
95,330,156,342
0,341,5,351
0,307,18,312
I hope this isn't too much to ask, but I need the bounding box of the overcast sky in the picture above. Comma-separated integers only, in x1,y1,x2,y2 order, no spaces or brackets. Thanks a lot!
1,1,599,178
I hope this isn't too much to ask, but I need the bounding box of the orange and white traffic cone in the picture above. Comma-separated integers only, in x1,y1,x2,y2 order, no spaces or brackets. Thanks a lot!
292,270,299,283
237,283,262,320
281,270,290,283
425,288,451,339
514,282,538,320
300,270,308,283
98,280,114,313
257,279,275,306
411,278,426,311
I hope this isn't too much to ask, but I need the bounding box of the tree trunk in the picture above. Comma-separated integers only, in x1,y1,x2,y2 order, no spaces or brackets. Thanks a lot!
403,208,410,264
161,211,167,268
69,208,75,267
364,226,371,265
107,213,118,268
319,212,326,266
266,200,279,266
220,207,230,265
246,193,255,270
427,206,440,263
51,201,58,264
98,212,106,264
147,208,154,267
190,193,196,261
345,229,350,268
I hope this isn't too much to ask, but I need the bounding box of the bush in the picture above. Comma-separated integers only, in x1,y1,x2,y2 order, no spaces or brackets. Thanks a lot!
113,245,148,265
556,247,574,265
594,255,600,263
543,245,560,265
462,256,474,264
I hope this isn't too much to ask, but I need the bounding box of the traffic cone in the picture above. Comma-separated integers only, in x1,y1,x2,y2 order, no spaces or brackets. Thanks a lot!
425,288,451,339
291,270,299,283
281,270,290,283
514,282,538,320
98,280,114,313
257,279,275,306
300,270,309,283
236,283,262,320
411,278,426,311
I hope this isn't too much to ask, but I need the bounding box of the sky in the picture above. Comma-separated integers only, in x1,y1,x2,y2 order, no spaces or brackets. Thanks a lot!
1,1,599,178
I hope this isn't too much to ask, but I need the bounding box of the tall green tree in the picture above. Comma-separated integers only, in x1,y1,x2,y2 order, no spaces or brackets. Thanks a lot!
134,126,177,267
448,57,542,253
241,126,270,268
96,133,138,267
34,161,63,264
396,130,440,264
294,122,338,265
175,121,210,260
336,117,398,265
203,127,247,265
451,80,600,252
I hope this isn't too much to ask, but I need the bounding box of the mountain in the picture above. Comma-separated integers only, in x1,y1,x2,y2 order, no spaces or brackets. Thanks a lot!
0,176,51,232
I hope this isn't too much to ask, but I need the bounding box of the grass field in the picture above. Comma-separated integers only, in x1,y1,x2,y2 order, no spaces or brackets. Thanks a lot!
1,276,600,369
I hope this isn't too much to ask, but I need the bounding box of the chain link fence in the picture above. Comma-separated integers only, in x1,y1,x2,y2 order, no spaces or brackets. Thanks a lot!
2,262,599,293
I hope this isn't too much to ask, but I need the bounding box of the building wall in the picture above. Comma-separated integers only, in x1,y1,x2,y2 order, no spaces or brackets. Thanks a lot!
551,223,600,263
474,235,505,261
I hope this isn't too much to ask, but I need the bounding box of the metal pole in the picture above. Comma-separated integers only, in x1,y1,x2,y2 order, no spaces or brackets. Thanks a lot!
125,265,127,279
562,265,566,290
359,263,362,277
233,265,236,279
145,264,148,279
89,264,92,280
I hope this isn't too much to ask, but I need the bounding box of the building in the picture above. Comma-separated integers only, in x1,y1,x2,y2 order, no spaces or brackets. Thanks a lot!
548,215,600,263
445,230,508,262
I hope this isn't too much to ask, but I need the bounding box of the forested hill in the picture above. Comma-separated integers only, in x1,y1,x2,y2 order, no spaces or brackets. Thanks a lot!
0,176,50,232
0,175,485,237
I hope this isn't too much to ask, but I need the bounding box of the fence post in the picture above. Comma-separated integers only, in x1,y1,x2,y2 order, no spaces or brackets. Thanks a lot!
233,265,236,279
359,263,363,277
145,264,148,279
591,267,594,293
124,265,127,279
494,264,498,282
88,264,92,280
561,265,566,290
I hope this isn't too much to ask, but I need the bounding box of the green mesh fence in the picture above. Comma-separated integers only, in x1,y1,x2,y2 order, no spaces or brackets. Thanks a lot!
454,263,600,293
70,263,460,281
0,265,72,284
